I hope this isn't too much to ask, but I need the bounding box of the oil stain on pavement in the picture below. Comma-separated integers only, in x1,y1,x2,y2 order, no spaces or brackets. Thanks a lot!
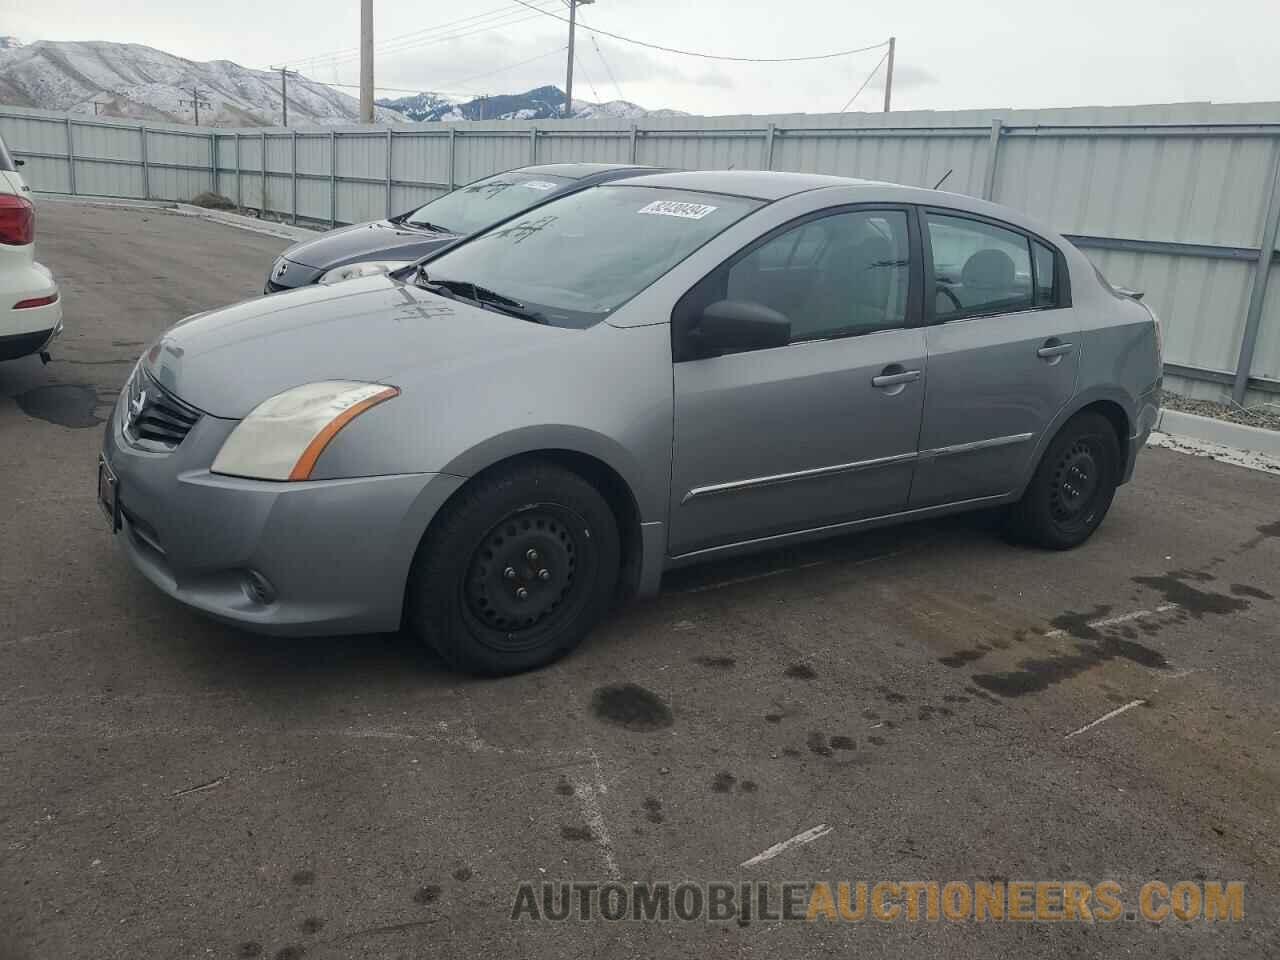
16,383,103,427
591,684,673,731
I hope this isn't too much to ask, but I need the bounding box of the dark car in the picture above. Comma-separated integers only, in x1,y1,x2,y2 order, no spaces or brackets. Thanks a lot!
264,162,660,293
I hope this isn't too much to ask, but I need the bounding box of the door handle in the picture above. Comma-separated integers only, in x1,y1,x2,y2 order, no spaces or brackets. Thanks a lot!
871,367,922,389
1036,340,1075,359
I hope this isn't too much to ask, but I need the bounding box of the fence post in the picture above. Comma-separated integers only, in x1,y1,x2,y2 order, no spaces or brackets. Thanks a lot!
291,129,298,225
64,116,77,196
234,133,242,209
530,126,537,164
629,123,638,163
1232,143,1280,405
763,122,776,171
981,118,1003,200
386,128,393,218
330,130,337,227
448,126,456,190
210,133,217,194
139,125,149,200
261,131,268,213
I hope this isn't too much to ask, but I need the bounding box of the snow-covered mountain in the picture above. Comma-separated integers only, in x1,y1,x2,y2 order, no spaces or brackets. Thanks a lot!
377,85,686,123
0,39,408,126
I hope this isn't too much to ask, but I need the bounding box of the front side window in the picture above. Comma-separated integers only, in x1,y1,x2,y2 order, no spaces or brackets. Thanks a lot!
419,185,763,328
724,209,912,341
403,170,574,235
0,135,15,172
927,213,1034,321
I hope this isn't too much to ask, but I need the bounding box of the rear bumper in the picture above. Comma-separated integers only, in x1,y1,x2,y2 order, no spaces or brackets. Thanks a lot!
101,400,465,636
0,260,62,356
1123,384,1162,484
0,319,61,360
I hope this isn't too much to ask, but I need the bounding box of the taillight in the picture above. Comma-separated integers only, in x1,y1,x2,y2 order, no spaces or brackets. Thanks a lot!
0,194,34,246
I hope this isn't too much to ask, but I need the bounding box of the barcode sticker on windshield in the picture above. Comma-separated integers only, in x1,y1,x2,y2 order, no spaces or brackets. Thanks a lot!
637,200,718,220
521,180,559,191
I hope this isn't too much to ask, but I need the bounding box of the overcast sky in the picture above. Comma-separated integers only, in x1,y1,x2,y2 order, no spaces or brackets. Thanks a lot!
5,0,1278,114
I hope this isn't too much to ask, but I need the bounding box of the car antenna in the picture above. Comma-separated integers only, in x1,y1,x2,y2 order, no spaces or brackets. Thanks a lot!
932,169,953,190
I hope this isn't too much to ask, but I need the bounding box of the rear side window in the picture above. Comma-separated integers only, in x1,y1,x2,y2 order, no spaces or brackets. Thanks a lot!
0,136,15,172
927,213,1033,321
1033,240,1058,307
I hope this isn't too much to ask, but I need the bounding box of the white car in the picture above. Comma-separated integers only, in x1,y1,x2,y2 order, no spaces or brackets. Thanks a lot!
0,134,61,363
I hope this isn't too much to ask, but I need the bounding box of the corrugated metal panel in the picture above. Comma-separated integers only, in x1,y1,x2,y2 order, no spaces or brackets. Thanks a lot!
391,132,449,185
4,101,1280,399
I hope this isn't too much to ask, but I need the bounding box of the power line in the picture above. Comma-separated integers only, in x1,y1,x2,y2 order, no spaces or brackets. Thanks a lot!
510,0,889,63
590,34,625,103
574,51,601,102
297,8,555,72
840,49,890,112
326,45,567,100
289,2,560,69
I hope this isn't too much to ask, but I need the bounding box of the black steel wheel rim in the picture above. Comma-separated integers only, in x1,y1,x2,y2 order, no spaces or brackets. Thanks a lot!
462,504,591,652
1049,439,1101,526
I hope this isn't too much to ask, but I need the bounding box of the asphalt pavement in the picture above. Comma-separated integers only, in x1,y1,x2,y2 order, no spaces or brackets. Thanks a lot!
1,200,1278,959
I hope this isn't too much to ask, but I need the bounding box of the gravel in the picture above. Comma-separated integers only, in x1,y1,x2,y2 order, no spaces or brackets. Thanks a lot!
1160,389,1280,431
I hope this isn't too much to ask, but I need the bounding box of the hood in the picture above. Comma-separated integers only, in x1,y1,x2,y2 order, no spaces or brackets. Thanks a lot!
282,220,460,270
145,276,571,418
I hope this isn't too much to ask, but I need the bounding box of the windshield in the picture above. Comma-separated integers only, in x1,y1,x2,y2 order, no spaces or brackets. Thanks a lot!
403,170,573,234
419,185,764,328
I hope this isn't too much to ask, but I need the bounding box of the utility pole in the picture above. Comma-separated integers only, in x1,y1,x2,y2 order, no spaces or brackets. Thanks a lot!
360,0,374,123
564,0,594,118
270,65,299,126
882,36,896,113
179,85,211,126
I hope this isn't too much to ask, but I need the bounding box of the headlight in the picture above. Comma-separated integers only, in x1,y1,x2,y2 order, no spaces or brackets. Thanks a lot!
211,381,399,481
317,260,412,285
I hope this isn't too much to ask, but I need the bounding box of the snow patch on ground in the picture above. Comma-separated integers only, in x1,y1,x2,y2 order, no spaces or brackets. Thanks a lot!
1148,431,1280,477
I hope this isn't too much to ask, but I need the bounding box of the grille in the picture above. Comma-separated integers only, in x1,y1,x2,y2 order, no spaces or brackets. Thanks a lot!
122,366,201,451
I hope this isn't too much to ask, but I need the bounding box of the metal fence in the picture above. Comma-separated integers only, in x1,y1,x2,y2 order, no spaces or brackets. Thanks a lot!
3,101,1279,405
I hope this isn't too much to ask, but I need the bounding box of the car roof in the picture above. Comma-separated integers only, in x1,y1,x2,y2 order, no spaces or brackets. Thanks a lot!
610,169,885,201
517,162,657,181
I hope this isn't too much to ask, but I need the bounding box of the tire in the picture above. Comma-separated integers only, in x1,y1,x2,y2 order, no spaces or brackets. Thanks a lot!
406,460,620,675
1007,412,1120,550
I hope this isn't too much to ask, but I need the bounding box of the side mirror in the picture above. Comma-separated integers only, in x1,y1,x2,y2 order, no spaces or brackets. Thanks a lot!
692,299,790,356
14,159,24,167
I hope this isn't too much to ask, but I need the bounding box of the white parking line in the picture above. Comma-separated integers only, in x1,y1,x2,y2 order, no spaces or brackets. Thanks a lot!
571,749,621,880
1064,700,1147,739
740,823,834,868
1042,604,1179,641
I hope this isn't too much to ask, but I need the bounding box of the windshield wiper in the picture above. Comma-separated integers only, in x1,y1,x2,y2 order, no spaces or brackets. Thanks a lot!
417,275,546,324
404,219,453,234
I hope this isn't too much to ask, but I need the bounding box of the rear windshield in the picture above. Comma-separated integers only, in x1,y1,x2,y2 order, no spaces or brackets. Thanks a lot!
403,170,574,235
419,184,764,328
0,135,15,172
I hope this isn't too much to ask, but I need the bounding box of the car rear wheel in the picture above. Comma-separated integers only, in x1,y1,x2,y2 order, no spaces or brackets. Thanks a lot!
406,460,620,675
1007,412,1120,550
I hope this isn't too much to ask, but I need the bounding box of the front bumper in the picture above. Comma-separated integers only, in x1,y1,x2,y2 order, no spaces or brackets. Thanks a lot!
101,398,465,635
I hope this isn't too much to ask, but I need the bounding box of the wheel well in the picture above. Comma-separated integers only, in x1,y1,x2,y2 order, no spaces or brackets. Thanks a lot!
1073,400,1130,474
442,449,644,605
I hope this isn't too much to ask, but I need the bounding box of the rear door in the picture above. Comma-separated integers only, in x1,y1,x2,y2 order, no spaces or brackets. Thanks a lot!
668,205,926,558
910,209,1080,508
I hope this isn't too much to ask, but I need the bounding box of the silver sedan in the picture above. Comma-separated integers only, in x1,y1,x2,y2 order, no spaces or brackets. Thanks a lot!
99,171,1162,674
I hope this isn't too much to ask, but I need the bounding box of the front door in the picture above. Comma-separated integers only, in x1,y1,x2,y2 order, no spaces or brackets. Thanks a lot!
668,206,926,558
910,210,1080,507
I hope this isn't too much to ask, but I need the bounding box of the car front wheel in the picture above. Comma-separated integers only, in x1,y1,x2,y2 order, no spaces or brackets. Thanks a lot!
406,460,620,675
1008,412,1120,550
